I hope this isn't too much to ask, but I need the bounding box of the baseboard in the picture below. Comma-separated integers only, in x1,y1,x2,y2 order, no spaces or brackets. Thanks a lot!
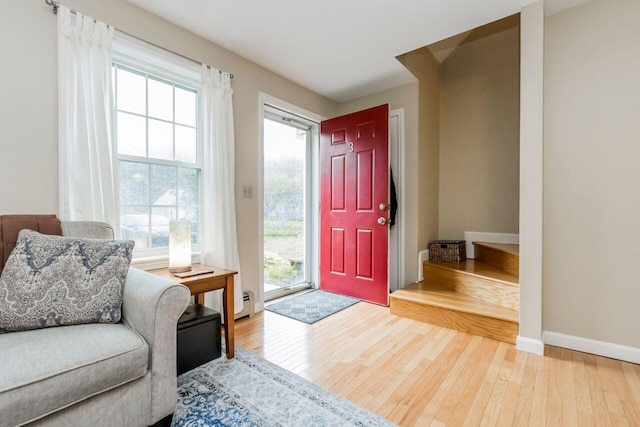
543,331,640,364
418,249,429,281
464,232,519,259
516,335,544,355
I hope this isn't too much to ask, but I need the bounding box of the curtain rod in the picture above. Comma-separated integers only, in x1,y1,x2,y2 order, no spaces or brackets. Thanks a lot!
43,0,234,79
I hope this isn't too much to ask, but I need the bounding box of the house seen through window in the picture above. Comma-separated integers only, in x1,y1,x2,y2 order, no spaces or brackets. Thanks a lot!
112,64,201,250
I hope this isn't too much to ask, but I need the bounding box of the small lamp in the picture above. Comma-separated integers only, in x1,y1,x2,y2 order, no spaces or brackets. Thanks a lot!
169,221,191,273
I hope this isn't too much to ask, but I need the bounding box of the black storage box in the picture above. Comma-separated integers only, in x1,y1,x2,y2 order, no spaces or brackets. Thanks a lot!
177,304,222,375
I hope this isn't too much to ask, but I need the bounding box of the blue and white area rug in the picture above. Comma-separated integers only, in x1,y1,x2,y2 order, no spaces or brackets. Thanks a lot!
172,346,395,427
265,289,360,324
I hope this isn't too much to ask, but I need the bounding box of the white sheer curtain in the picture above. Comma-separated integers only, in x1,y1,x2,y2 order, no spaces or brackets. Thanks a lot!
201,65,243,314
57,6,117,227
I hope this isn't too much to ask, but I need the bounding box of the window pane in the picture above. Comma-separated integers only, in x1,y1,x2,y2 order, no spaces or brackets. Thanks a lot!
178,207,199,244
150,164,177,207
117,112,146,156
175,87,196,126
117,68,145,115
148,78,173,121
150,207,174,248
119,161,149,206
175,125,196,163
178,168,199,206
121,207,150,249
148,119,173,161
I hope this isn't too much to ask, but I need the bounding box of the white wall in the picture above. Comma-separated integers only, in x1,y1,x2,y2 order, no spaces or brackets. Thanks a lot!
0,0,338,307
0,1,58,214
439,27,520,239
544,0,640,348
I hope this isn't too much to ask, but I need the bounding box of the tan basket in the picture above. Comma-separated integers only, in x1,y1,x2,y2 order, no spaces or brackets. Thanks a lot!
428,240,466,263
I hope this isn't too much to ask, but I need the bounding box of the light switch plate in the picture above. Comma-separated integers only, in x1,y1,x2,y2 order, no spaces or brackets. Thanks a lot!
242,185,253,198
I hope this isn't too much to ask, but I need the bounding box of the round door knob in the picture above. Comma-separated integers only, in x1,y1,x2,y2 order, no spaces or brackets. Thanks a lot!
377,217,387,225
379,203,387,211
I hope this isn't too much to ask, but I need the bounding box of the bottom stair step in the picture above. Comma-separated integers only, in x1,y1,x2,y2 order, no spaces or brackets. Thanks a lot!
390,282,519,344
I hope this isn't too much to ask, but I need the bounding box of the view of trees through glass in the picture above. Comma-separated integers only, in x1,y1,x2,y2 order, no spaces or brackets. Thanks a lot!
263,117,307,288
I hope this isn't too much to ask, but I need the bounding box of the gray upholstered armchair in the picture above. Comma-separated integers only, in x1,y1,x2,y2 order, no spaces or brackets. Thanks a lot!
0,215,190,426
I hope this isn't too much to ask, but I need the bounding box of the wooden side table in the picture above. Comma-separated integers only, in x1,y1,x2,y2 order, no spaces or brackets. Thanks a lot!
152,264,237,359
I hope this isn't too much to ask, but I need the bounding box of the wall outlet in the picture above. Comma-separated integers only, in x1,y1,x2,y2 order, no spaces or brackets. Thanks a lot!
242,185,253,198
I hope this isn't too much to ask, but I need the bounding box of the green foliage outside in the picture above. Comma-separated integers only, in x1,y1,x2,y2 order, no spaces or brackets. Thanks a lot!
264,251,299,286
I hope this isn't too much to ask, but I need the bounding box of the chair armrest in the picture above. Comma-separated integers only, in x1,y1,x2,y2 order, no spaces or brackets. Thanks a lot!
121,268,190,424
61,221,115,239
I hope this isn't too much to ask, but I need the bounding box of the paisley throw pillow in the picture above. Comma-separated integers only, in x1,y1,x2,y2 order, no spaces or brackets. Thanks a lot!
0,229,134,333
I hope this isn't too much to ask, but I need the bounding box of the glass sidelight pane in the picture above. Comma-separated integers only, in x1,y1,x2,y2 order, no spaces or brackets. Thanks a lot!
263,117,308,289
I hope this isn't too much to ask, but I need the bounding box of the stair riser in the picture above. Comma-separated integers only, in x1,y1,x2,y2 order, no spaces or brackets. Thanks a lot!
423,264,519,311
390,297,518,344
474,245,519,278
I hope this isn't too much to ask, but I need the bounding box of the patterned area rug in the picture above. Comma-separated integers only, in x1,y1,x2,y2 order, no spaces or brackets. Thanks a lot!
264,289,360,324
172,346,396,427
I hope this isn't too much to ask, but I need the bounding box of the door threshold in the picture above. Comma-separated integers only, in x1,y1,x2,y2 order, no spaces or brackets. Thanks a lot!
264,284,313,302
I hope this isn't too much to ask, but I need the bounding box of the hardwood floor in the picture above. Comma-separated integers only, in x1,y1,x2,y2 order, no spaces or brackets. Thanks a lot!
235,302,640,426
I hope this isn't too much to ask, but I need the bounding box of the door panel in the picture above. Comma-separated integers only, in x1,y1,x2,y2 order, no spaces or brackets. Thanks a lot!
320,104,389,305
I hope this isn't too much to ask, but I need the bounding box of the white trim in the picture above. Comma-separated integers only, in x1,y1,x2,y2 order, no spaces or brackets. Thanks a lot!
463,231,519,259
131,252,201,271
417,249,429,281
544,331,640,364
112,31,201,87
389,109,405,292
516,335,545,355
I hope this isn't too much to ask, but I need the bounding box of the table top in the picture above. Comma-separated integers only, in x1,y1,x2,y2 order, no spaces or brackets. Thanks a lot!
152,264,238,285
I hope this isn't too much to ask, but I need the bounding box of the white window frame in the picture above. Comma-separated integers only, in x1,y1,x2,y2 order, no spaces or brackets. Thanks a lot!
112,32,203,267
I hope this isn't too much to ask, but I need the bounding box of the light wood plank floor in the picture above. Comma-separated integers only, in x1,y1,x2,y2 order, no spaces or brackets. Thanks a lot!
235,301,640,426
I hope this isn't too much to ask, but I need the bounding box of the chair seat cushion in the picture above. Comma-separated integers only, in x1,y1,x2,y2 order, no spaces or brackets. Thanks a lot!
0,323,148,426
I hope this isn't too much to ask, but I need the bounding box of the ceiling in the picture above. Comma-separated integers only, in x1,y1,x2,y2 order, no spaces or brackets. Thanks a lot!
126,0,591,103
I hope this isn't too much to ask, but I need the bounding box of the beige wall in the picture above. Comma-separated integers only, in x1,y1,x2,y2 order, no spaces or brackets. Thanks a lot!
337,82,421,283
544,0,640,348
0,0,338,305
438,27,520,239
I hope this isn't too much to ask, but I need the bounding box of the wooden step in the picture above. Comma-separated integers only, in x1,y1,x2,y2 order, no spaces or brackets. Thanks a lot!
390,282,519,344
423,260,519,311
473,242,519,278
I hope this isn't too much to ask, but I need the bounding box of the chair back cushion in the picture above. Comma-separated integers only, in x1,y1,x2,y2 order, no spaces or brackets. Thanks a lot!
0,215,62,275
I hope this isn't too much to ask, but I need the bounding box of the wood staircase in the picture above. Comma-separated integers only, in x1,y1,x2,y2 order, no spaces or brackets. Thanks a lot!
390,242,520,344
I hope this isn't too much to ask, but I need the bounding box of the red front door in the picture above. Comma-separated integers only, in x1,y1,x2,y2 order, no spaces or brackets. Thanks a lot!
320,104,389,305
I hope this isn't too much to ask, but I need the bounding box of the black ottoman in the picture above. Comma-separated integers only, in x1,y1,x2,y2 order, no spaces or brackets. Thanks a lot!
177,304,222,375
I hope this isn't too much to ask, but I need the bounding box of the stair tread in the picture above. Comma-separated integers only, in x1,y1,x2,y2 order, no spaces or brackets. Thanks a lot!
473,242,519,256
425,259,519,286
391,282,519,323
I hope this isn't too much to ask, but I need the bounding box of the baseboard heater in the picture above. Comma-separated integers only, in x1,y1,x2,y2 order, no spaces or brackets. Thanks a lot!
235,291,255,320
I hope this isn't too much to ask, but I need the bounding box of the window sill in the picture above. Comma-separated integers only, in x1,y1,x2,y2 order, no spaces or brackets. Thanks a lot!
131,252,202,271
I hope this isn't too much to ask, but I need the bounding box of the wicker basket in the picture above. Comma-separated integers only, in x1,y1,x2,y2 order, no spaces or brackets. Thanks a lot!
428,240,466,263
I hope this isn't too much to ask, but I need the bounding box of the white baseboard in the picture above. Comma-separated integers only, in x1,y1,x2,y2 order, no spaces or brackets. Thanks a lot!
463,232,519,259
418,249,429,281
544,331,640,364
516,335,545,355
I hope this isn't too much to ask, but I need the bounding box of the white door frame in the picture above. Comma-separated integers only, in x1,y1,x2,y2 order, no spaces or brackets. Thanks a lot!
257,93,325,309
389,109,405,292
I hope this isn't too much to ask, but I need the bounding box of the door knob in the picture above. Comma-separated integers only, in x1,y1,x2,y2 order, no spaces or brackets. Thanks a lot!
379,203,387,211
377,217,387,225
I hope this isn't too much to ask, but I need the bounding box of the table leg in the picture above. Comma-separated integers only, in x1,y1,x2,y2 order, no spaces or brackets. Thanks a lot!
222,276,235,358
195,293,205,305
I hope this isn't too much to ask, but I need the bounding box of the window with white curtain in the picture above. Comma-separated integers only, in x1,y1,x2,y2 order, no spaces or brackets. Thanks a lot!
112,34,203,257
